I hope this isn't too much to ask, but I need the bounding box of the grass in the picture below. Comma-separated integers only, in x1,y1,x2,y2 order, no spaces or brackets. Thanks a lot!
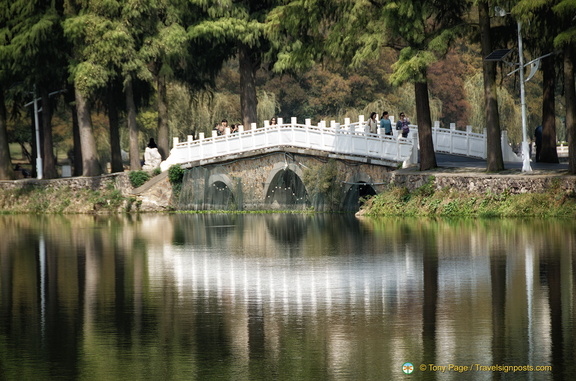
361,180,576,218
0,184,135,214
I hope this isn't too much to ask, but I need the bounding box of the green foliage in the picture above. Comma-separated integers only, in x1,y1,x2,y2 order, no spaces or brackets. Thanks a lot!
168,164,185,185
129,170,151,188
362,182,576,218
302,160,341,211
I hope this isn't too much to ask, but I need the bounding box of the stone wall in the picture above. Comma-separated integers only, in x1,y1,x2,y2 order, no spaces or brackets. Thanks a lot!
2,164,575,213
387,171,576,194
0,173,133,195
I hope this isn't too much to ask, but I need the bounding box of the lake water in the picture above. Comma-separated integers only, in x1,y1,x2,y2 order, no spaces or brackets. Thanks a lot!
0,214,574,380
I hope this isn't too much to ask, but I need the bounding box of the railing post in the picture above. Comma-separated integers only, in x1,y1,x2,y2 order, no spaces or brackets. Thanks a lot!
450,123,456,154
305,118,311,126
264,120,270,127
433,121,440,145
358,115,367,134
291,117,297,125
187,135,193,161
344,117,350,128
212,130,218,138
198,133,204,158
251,122,257,130
466,125,472,156
330,120,336,128
277,117,283,125
238,125,244,133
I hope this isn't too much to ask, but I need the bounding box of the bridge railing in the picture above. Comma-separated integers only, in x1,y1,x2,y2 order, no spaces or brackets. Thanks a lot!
409,121,521,162
160,116,523,171
160,117,416,171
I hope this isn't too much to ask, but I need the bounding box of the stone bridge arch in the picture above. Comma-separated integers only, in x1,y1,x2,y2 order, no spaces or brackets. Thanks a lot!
341,172,378,211
206,173,237,210
263,162,309,210
174,149,394,212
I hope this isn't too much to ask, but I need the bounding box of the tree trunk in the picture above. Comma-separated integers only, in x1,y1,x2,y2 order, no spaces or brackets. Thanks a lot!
71,100,83,176
40,86,58,178
157,74,169,160
66,85,82,176
565,45,576,174
126,77,141,170
479,1,504,172
75,88,102,176
0,87,15,180
539,55,559,163
108,84,124,173
239,43,258,129
415,80,437,171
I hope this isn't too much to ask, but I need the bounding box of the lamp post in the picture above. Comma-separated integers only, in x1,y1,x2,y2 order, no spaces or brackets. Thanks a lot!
516,20,532,172
495,6,532,172
24,86,43,179
24,87,66,180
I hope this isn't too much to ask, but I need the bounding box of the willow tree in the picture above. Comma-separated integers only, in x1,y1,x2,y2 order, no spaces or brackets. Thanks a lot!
189,0,279,129
553,0,576,173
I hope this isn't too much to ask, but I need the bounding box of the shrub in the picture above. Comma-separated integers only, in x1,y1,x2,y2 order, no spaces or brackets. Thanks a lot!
129,171,151,188
168,164,185,185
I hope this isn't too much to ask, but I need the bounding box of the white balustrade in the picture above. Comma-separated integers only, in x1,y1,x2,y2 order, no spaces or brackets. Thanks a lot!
160,117,522,171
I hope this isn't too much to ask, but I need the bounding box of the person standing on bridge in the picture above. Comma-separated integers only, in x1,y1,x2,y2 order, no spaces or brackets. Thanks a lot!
380,111,392,135
368,112,378,134
396,112,405,132
397,112,410,138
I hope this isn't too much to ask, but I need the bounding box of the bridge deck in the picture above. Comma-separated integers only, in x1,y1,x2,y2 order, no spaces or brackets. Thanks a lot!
160,117,523,171
161,122,416,171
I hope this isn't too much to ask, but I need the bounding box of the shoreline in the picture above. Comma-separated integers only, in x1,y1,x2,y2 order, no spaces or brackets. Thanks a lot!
1,165,575,215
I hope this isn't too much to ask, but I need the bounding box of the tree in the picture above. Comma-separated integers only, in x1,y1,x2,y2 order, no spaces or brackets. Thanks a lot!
514,0,560,163
0,87,15,179
74,86,102,176
553,0,576,173
63,7,108,176
1,0,69,178
478,0,505,171
189,0,279,129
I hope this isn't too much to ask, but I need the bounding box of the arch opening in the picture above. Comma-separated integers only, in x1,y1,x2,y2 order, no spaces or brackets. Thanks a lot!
342,182,377,212
205,180,236,210
265,169,309,210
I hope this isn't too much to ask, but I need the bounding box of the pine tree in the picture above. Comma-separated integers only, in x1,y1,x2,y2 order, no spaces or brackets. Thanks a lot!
514,0,560,164
553,0,576,173
2,0,69,178
478,0,505,172
189,0,280,129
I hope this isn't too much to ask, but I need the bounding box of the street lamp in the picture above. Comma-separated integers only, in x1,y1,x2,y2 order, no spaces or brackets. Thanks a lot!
24,86,43,179
24,87,66,180
495,6,532,172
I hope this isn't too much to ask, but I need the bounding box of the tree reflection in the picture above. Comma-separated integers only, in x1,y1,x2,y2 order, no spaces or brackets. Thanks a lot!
0,215,575,380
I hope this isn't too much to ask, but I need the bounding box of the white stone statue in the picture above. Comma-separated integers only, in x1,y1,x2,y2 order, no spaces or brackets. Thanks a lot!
142,138,162,170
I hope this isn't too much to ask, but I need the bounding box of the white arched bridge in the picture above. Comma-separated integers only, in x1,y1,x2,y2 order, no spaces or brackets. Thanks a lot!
160,116,521,171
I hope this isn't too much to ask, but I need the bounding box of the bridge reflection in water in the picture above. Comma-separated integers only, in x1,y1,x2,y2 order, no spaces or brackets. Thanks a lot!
0,214,573,379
